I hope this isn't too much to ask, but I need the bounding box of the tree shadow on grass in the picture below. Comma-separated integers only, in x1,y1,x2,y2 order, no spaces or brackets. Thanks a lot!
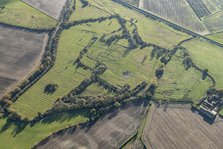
40,109,89,125
0,116,28,137
0,0,16,6
0,110,89,137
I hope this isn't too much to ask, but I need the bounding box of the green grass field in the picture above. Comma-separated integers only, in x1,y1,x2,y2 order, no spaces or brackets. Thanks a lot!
9,27,94,119
0,0,56,28
102,0,190,48
69,0,110,22
0,110,88,149
182,38,223,89
9,19,122,119
154,51,212,101
207,32,223,44
8,0,192,119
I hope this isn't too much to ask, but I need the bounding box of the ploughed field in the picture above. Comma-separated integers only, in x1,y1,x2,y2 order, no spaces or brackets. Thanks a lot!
22,0,67,20
0,26,47,96
35,103,147,149
139,0,223,33
140,0,208,34
142,104,223,149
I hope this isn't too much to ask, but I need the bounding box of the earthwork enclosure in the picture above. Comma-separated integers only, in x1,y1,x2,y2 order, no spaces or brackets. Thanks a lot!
0,26,47,96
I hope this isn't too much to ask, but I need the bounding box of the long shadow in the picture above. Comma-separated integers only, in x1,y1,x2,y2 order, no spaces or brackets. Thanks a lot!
0,0,15,6
41,109,89,124
191,107,215,125
0,109,89,137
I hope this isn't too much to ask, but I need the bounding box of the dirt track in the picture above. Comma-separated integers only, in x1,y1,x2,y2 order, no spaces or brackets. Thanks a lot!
142,104,223,149
36,103,147,149
0,26,47,96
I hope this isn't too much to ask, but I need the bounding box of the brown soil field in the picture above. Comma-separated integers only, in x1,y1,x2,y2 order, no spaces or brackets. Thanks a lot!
140,0,208,34
36,103,147,149
0,26,47,96
142,104,223,149
22,0,67,20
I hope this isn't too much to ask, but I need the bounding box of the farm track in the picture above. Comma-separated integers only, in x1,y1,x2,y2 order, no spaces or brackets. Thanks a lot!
113,0,223,48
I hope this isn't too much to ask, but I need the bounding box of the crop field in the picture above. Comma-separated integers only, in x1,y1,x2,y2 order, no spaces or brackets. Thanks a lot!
139,0,208,34
0,26,47,96
142,104,223,149
22,0,67,20
182,38,223,89
0,110,88,149
0,0,56,29
203,11,223,32
35,103,147,149
154,51,212,101
201,0,221,14
138,0,223,33
186,0,211,18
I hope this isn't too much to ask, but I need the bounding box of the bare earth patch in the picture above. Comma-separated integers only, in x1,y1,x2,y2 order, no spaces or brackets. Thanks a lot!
142,104,223,149
0,26,47,96
22,0,67,20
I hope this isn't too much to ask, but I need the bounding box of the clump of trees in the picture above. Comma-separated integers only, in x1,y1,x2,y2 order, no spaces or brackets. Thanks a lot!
202,68,209,80
80,0,89,8
183,56,192,70
155,67,164,79
44,83,58,94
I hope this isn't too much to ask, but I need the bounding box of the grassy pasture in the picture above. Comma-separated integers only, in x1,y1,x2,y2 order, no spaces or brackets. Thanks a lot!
88,0,190,49
9,0,193,119
9,19,122,119
80,83,112,97
9,27,94,119
154,51,212,101
0,0,56,29
69,0,110,22
98,46,160,88
206,32,223,44
0,110,88,149
182,38,223,89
